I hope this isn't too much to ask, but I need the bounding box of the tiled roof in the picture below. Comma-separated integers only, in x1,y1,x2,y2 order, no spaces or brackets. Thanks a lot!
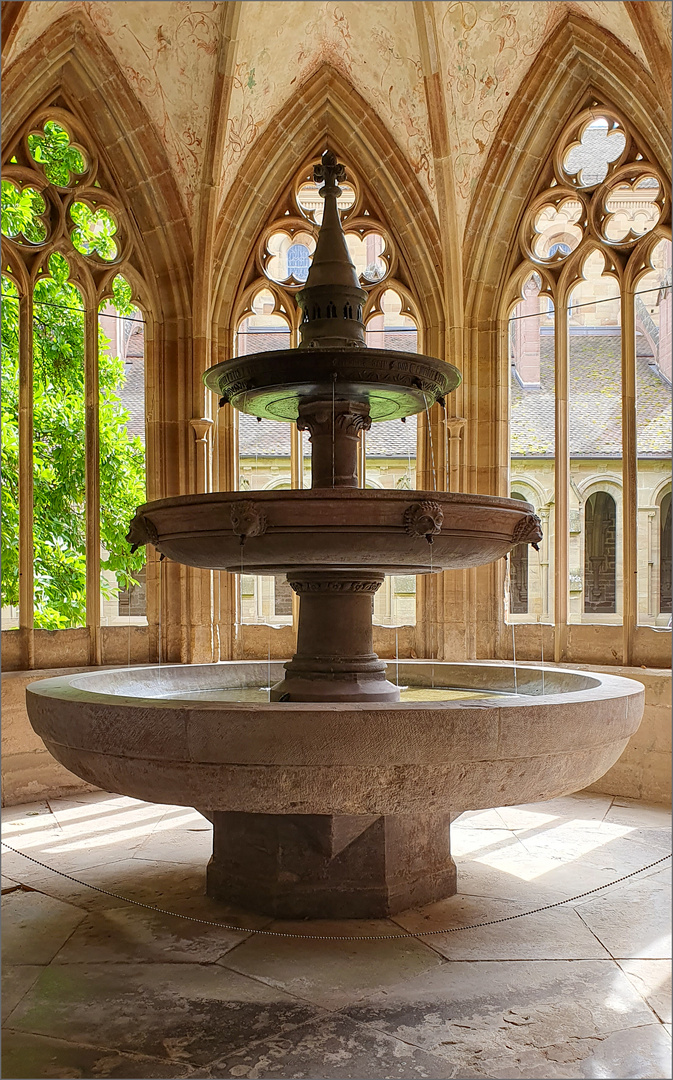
238,411,417,457
511,332,671,458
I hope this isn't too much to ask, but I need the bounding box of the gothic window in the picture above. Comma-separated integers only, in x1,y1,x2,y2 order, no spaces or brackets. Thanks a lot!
364,287,420,626
506,100,670,654
584,492,617,613
1,106,148,661
635,238,672,625
230,157,419,628
508,274,554,623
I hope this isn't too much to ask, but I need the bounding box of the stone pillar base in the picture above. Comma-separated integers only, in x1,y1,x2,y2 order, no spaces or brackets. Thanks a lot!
206,811,457,919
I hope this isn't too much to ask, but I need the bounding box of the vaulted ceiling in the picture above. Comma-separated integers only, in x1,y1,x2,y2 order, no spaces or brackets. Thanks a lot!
3,0,671,243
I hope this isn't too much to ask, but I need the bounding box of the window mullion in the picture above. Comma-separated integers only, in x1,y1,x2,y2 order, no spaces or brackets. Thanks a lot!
554,291,569,661
85,302,101,664
621,281,637,664
18,289,34,668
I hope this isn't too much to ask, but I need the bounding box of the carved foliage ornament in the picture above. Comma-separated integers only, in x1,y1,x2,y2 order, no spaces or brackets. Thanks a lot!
404,501,444,544
288,578,382,595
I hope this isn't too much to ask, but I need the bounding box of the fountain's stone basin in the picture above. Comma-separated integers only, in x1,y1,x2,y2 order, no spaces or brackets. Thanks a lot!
126,490,542,573
26,661,643,816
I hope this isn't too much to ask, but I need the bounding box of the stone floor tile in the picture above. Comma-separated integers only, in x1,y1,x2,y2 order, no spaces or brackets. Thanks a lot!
608,800,673,829
451,825,523,860
454,808,514,831
491,1024,673,1079
218,919,444,1009
618,827,673,857
575,873,671,958
495,792,614,830
392,893,611,961
2,890,85,964
1,1029,206,1079
1,802,53,827
0,855,208,913
343,958,657,1077
47,792,154,817
1,967,43,1022
617,959,672,1023
51,895,268,965
512,817,636,869
0,837,126,884
132,813,213,865
8,962,321,1067
455,845,643,904
210,1013,454,1079
1,876,21,892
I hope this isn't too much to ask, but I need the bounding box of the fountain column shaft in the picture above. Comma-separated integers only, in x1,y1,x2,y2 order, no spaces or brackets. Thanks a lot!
297,398,371,488
270,572,399,703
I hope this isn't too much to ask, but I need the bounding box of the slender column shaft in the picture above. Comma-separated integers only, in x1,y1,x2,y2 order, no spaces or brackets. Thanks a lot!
84,304,101,666
18,291,34,669
621,283,637,665
297,399,371,488
554,296,569,662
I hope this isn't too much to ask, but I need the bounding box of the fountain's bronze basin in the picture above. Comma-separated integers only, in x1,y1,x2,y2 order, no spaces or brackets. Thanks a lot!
203,347,461,422
127,489,542,574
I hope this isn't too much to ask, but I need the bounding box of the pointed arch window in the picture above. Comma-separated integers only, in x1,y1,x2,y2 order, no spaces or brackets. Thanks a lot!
229,156,421,628
505,101,671,659
1,106,149,665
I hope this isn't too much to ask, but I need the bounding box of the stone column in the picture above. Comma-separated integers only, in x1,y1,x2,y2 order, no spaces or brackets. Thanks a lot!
297,398,371,488
270,572,400,702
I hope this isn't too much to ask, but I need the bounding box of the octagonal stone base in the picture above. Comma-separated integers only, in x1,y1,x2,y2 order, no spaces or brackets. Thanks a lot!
205,811,456,919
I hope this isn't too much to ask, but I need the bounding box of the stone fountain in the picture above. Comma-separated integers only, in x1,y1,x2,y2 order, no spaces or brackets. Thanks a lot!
27,152,644,919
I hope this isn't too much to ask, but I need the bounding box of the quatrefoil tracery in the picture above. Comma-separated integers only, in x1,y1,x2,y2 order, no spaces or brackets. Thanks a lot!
520,104,669,277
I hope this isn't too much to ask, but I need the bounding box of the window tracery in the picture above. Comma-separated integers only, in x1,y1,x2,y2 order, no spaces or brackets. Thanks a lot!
1,104,149,659
506,99,671,648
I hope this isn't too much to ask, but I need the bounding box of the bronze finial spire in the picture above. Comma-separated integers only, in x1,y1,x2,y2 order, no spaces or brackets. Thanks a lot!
296,149,367,349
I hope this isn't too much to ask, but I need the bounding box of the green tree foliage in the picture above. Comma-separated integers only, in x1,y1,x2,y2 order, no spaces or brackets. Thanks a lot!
27,120,86,187
1,179,47,243
1,260,146,628
70,202,118,261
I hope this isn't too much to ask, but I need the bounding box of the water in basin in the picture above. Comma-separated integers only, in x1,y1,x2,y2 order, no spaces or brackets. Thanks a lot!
154,685,515,703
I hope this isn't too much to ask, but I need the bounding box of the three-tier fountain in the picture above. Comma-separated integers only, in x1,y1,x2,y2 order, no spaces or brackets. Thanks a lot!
27,152,644,918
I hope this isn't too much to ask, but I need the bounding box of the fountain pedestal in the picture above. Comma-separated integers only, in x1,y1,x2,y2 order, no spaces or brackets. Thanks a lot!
271,571,400,703
206,810,456,918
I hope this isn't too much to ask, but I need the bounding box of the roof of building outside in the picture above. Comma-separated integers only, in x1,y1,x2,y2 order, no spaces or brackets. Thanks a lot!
511,332,671,458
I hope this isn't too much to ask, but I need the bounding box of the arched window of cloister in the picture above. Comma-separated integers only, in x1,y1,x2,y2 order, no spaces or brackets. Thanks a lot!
584,491,618,614
228,157,422,630
1,108,149,665
505,100,671,650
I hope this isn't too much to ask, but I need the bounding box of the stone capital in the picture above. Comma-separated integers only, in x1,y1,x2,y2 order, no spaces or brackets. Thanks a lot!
297,399,372,441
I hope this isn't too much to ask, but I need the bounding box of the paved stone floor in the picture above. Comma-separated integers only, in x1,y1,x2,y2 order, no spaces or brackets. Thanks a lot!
1,790,670,1079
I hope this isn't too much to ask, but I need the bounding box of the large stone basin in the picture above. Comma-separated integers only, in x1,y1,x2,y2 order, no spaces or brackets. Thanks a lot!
26,661,644,816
